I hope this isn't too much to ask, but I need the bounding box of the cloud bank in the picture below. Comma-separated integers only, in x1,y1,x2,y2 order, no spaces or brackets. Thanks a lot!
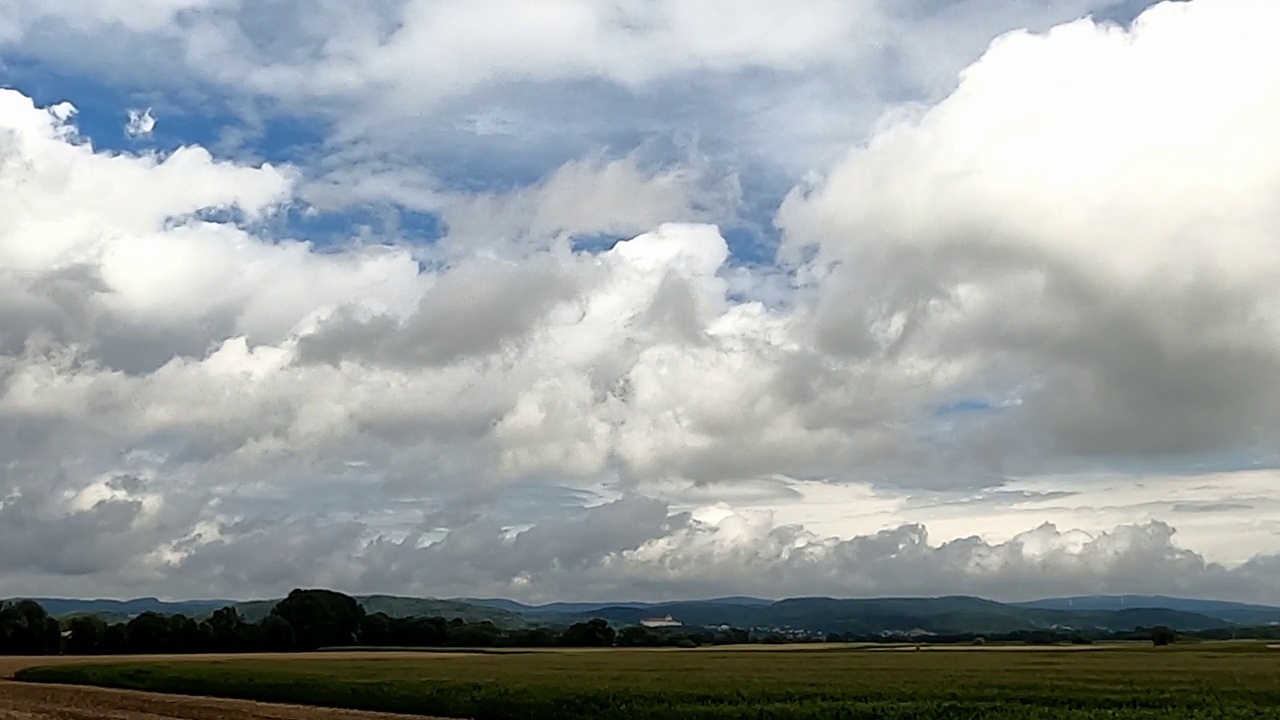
1,0,1279,602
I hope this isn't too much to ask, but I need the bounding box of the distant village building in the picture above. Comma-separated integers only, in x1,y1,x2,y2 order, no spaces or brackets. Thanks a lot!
640,615,682,628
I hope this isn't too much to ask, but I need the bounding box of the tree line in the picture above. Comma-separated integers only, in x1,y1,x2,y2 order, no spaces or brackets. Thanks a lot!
6,588,1271,656
0,589,749,656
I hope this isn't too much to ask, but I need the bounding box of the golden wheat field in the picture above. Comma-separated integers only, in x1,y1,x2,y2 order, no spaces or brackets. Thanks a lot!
9,643,1280,720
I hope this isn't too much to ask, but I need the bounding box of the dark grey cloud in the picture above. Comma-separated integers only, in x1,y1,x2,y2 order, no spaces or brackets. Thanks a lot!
296,256,583,367
778,0,1280,476
125,500,1280,605
3,1,1279,606
1171,502,1257,514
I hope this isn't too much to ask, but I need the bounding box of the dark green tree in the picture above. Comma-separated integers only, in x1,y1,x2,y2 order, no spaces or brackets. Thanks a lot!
125,612,173,654
270,589,362,651
447,620,501,647
259,615,297,651
0,600,61,655
406,616,449,646
617,625,659,647
561,618,615,647
202,606,248,652
101,622,130,653
167,614,203,653
65,615,108,655
509,627,557,647
1151,625,1177,646
360,612,394,646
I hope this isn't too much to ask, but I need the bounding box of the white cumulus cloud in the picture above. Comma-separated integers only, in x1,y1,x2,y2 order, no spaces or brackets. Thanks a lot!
125,107,156,137
1,0,1280,602
778,0,1280,464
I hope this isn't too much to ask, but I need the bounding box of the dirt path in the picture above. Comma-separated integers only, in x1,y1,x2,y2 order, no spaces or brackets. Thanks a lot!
0,680,453,720
0,655,455,720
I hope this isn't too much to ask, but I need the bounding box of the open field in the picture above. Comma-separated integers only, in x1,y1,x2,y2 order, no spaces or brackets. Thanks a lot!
0,652,470,680
0,654,465,720
0,679,448,720
13,643,1280,719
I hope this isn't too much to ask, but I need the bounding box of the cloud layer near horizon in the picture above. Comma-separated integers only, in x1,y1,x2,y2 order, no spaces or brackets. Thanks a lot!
2,0,1280,603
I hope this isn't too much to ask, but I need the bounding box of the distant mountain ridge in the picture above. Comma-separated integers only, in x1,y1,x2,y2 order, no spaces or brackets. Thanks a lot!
19,597,239,622
539,595,1272,634
465,596,774,616
14,595,527,627
1013,595,1280,626
12,593,1280,635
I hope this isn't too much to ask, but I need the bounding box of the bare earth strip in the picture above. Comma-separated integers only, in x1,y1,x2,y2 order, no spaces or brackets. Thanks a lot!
0,680,456,720
0,654,457,720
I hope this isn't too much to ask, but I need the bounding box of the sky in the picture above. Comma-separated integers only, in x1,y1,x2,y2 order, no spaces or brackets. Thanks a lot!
2,0,1280,605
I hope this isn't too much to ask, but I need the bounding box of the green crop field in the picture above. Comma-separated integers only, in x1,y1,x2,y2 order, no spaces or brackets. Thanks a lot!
17,643,1280,719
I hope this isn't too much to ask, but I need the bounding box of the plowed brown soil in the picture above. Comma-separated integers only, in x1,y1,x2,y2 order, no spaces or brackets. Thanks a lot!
0,654,455,720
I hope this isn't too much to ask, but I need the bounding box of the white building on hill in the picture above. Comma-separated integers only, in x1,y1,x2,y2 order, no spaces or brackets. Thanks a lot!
640,615,682,628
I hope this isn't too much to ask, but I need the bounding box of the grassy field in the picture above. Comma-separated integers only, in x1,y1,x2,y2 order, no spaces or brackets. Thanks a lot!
16,643,1280,719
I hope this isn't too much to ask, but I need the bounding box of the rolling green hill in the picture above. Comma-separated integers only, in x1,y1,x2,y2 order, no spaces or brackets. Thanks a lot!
231,595,528,627
17,592,1275,636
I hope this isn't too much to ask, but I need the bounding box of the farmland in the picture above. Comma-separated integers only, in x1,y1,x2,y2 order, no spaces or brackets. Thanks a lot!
0,676,437,720
12,643,1280,719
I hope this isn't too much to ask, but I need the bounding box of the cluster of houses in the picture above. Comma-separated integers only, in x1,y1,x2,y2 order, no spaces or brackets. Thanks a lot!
637,614,831,641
